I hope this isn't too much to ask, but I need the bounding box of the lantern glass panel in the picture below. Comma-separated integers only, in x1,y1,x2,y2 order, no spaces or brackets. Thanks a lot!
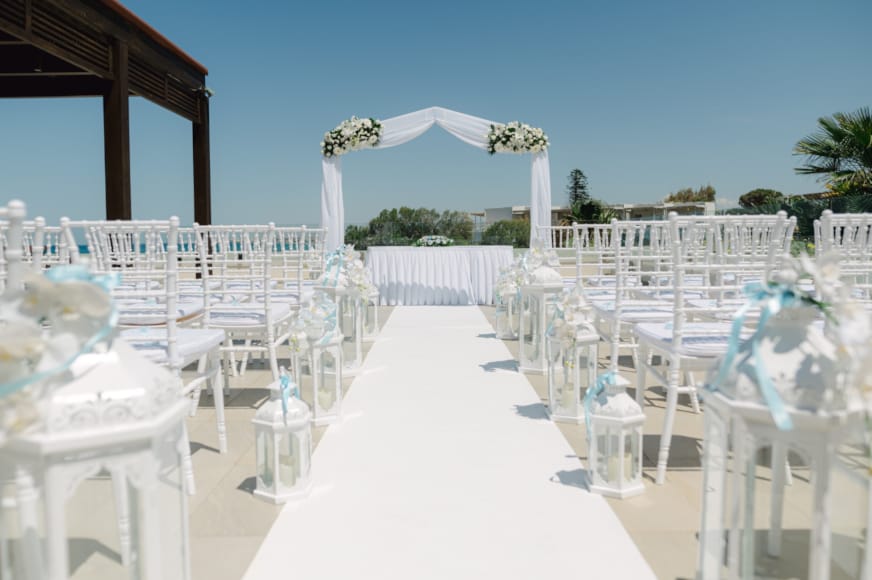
278,432,301,489
524,295,540,362
317,350,338,413
150,428,188,577
624,430,639,482
554,343,575,414
256,429,275,489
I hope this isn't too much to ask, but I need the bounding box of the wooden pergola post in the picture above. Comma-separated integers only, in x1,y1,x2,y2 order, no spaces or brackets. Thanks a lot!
0,0,211,222
193,93,211,225
103,38,131,220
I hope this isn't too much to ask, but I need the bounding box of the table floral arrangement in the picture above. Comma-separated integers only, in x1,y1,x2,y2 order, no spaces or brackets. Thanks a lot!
0,266,117,442
412,235,453,247
486,121,549,155
321,116,382,158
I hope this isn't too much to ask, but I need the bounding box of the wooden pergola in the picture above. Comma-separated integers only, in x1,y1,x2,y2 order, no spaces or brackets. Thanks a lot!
0,0,212,223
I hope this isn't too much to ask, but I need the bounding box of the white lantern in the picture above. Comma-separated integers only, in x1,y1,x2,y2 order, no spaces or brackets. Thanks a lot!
546,326,598,423
586,373,645,499
252,376,313,504
494,291,520,340
314,284,363,374
697,300,869,580
362,286,380,342
519,265,564,373
0,342,192,580
307,332,343,426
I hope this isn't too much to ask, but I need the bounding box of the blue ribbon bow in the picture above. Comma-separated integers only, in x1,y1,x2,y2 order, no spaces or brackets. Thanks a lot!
709,281,810,431
324,247,347,287
584,371,618,439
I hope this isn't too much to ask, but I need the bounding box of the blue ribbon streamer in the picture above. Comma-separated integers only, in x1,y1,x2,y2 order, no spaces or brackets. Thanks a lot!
278,368,299,421
324,248,347,288
584,371,618,439
0,266,120,398
709,281,802,431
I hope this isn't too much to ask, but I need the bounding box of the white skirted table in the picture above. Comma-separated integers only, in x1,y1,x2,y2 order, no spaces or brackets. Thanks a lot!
365,246,514,306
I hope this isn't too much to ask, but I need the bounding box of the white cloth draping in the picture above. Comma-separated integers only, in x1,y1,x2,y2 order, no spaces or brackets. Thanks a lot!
365,245,514,306
320,106,552,250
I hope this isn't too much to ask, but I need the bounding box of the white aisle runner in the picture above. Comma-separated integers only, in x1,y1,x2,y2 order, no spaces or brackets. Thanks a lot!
244,307,654,579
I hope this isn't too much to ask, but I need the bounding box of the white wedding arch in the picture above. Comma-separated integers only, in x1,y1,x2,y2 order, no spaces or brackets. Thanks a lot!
320,106,552,250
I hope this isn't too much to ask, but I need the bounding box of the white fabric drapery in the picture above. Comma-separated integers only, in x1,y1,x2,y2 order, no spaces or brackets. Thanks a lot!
365,245,514,306
320,106,552,250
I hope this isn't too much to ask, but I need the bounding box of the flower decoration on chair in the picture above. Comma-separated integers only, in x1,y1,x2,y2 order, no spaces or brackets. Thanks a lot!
547,285,593,349
486,121,549,155
318,244,359,288
299,291,341,345
520,238,560,274
709,252,867,430
495,262,525,302
412,235,453,247
0,265,118,438
321,116,383,158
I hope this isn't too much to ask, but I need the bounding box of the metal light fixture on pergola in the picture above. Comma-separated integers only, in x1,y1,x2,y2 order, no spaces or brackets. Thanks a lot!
0,0,212,223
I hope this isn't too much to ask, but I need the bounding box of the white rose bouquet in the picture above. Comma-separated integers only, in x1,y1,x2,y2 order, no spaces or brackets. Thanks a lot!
321,116,383,158
412,235,453,247
486,121,549,155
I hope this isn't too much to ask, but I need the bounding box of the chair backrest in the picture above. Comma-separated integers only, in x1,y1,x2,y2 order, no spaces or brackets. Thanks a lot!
193,224,276,325
110,218,182,369
666,212,792,351
815,210,872,302
570,223,614,281
0,200,27,292
273,226,327,298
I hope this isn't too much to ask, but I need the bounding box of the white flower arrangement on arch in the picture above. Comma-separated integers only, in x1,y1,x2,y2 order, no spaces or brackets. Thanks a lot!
412,235,453,247
321,116,383,158
486,121,549,155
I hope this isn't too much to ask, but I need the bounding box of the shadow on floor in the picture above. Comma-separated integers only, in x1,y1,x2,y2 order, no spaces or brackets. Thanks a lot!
642,434,702,469
480,359,518,373
237,476,257,494
514,402,550,421
69,538,122,574
477,332,497,339
551,468,591,490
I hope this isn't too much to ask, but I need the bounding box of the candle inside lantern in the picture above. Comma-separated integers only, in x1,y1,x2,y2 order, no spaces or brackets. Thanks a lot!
278,434,299,487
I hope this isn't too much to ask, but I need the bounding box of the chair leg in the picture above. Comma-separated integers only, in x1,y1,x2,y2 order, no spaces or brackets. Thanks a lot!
180,425,197,495
212,356,228,454
111,468,131,567
768,442,788,557
635,343,648,407
686,371,701,414
656,364,681,485
189,356,208,418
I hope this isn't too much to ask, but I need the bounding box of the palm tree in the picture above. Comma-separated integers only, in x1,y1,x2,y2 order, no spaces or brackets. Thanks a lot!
794,107,872,195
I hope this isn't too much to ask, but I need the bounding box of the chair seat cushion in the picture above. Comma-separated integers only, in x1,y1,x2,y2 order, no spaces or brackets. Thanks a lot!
121,327,226,365
592,299,674,322
206,302,293,327
117,299,205,326
634,322,739,357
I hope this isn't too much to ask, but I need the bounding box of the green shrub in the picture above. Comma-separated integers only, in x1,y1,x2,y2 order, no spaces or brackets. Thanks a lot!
482,220,530,248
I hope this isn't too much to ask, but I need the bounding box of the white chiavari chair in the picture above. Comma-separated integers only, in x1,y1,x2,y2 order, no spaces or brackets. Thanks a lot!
195,224,294,388
633,212,793,484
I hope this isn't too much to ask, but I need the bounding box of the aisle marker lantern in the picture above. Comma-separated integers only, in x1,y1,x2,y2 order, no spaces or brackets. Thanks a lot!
300,292,343,425
519,241,564,373
315,245,375,374
253,368,313,504
494,262,523,340
697,254,871,580
546,285,597,423
584,371,645,498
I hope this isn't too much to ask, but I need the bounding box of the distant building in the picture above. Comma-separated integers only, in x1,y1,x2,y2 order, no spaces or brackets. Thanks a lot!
608,201,715,220
480,201,714,229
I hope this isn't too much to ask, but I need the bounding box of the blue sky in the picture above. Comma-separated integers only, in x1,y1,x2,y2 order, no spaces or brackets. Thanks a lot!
2,0,870,226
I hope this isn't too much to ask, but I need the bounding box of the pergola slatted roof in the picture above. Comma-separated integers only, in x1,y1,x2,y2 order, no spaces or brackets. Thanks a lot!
0,0,212,223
